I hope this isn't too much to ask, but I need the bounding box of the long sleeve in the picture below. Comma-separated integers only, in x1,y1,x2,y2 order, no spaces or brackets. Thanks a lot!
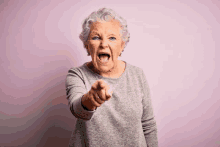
66,63,158,147
141,70,158,147
65,68,96,120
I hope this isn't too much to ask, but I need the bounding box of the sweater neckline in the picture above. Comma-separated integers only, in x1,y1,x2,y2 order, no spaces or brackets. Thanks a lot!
83,61,127,80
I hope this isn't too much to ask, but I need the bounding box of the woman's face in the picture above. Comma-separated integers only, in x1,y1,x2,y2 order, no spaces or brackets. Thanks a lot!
86,19,125,74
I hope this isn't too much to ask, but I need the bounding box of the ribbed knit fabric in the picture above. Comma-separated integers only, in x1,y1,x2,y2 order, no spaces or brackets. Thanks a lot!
65,61,158,147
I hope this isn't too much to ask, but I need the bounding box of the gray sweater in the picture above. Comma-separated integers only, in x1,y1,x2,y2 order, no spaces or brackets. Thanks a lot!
65,62,158,147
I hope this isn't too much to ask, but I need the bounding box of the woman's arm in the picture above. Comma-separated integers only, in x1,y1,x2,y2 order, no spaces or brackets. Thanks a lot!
141,70,158,147
65,68,96,120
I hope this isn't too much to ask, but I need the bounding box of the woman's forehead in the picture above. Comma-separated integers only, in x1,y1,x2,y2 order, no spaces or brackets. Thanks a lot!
90,20,121,34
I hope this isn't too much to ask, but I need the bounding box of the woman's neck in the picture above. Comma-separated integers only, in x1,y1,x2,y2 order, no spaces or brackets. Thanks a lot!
87,60,125,78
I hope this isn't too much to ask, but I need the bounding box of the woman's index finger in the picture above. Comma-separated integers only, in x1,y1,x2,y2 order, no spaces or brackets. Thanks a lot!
98,79,107,89
91,80,99,90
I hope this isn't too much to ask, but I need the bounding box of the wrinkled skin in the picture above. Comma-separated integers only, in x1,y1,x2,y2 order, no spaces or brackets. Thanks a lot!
82,79,113,111
82,19,126,110
86,19,125,78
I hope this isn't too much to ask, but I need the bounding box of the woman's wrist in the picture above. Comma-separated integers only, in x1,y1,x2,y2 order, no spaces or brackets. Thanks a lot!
81,94,97,111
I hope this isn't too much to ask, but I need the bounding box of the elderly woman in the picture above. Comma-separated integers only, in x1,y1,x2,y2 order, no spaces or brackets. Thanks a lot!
65,8,158,147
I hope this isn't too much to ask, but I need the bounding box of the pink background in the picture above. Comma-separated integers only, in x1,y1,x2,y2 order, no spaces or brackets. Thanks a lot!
1,0,220,146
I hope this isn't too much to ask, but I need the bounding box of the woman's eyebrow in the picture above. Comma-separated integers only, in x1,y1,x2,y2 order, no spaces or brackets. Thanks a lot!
107,33,117,36
90,31,99,35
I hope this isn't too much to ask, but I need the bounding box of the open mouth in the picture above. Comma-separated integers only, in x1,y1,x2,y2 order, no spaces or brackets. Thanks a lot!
98,53,110,63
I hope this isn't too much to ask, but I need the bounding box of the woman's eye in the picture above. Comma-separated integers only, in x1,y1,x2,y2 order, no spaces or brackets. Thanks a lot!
109,37,116,41
92,36,100,40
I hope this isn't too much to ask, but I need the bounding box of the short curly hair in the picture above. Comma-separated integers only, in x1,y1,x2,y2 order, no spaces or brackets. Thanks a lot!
79,8,130,53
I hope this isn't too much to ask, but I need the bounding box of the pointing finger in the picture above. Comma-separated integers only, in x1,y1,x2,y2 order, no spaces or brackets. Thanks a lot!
91,80,99,90
97,80,106,89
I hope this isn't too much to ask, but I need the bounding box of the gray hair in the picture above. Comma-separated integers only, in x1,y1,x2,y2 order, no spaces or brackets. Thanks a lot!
79,8,130,52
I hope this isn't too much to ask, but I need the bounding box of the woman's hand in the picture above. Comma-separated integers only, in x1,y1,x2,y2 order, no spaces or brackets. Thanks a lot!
81,79,113,111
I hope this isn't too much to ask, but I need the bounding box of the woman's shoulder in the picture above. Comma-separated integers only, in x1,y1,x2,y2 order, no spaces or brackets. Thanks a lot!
125,62,148,84
126,62,144,75
67,62,98,80
66,63,89,77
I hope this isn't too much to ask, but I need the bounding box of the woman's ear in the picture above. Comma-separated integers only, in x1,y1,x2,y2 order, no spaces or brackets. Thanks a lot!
121,41,125,49
85,44,90,56
119,41,125,56
85,43,88,49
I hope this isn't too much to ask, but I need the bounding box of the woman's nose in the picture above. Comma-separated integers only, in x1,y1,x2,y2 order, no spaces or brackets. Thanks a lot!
100,38,108,48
